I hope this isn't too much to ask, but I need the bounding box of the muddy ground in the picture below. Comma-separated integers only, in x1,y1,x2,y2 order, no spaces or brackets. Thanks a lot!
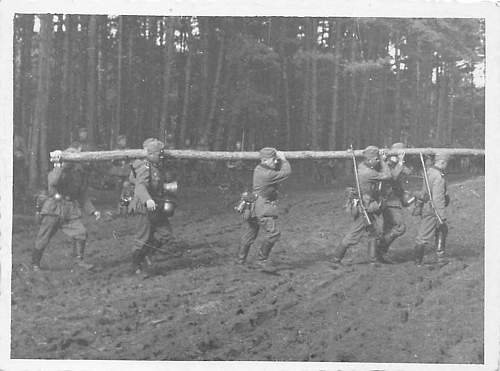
10,175,484,363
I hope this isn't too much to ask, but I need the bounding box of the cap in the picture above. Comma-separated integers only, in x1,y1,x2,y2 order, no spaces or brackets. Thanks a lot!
391,142,405,150
259,147,277,159
143,138,165,153
362,145,379,160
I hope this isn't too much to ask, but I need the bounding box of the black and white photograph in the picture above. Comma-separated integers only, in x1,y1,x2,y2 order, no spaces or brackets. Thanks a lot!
1,0,499,370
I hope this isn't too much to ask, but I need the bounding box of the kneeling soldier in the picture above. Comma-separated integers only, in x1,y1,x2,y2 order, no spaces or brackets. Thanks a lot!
129,138,177,274
32,142,101,271
413,153,450,266
237,147,292,268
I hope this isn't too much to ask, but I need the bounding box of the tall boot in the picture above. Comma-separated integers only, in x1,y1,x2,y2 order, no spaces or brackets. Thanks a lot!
75,240,94,270
331,243,349,264
131,248,146,274
436,229,447,264
257,240,274,262
414,244,425,266
236,243,251,264
31,248,43,271
367,239,378,264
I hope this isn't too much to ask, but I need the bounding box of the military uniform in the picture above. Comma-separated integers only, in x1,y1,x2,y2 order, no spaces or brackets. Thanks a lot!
238,148,292,264
378,144,411,255
32,156,97,270
414,156,449,265
332,146,391,263
129,139,175,273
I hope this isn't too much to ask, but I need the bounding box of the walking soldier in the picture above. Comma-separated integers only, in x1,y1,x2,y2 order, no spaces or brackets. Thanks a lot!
237,147,292,268
413,153,450,266
331,146,392,265
378,142,411,258
32,142,101,271
128,138,177,275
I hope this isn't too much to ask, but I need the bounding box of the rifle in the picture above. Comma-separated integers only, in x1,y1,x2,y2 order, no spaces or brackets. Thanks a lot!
419,153,444,225
350,145,372,227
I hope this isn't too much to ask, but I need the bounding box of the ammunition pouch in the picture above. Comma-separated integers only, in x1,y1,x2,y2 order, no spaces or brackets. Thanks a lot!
152,198,177,217
235,191,257,221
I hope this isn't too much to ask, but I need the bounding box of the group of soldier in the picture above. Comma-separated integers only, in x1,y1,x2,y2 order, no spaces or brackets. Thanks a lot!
28,132,451,275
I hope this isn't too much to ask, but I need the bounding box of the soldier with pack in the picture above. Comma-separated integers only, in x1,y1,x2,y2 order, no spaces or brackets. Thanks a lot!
331,145,396,265
378,142,412,259
31,142,101,271
128,138,177,275
413,153,450,266
236,147,292,269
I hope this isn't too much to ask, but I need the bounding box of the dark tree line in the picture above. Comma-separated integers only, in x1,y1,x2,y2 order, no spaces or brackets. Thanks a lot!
13,15,485,190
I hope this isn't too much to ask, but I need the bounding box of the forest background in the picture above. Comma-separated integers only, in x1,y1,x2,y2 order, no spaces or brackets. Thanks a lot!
13,15,485,190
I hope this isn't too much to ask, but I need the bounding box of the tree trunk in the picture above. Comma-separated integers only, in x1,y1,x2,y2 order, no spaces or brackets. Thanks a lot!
179,36,193,146
203,27,225,148
197,17,210,144
86,15,98,147
310,19,319,150
113,15,123,148
52,147,485,163
160,16,176,139
329,18,343,150
19,14,34,140
436,62,448,145
29,14,53,190
59,14,74,147
447,65,456,144
394,42,402,142
97,16,107,145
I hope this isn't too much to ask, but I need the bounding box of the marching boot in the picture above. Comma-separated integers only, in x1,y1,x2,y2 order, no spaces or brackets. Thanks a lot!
414,244,425,266
436,229,448,265
131,249,146,274
236,243,251,265
331,243,348,264
367,239,379,265
257,240,274,262
75,240,94,270
31,248,43,271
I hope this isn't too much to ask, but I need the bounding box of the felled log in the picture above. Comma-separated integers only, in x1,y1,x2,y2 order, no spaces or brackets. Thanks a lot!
50,147,485,163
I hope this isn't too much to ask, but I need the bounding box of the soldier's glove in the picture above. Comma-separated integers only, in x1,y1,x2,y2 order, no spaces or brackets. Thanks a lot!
146,199,156,211
379,149,388,161
93,211,101,220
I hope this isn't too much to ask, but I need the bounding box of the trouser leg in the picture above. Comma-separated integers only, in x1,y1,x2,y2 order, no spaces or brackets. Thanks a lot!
257,217,281,261
333,216,365,262
380,207,406,255
238,218,259,263
32,215,59,268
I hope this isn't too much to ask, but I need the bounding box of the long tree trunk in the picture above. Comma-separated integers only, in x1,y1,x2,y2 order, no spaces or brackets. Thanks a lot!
310,19,319,150
329,18,343,150
436,62,448,145
29,14,53,190
197,17,210,144
203,27,225,149
59,14,74,147
394,42,402,142
160,16,176,139
112,15,123,148
86,15,98,147
97,16,107,145
19,14,34,140
179,33,193,146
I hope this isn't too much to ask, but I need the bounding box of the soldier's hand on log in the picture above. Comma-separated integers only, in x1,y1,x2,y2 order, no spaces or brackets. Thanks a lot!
380,149,388,161
93,211,101,220
276,151,286,160
146,199,156,211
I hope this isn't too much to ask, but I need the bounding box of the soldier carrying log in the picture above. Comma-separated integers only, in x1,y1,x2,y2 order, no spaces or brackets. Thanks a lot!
128,138,178,275
236,147,292,269
413,153,451,266
331,145,397,265
32,141,101,271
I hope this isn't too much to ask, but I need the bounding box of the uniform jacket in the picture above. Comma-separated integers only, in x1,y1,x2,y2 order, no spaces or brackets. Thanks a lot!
253,158,292,218
382,162,411,207
356,161,391,213
420,166,448,219
40,165,96,219
129,159,173,214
